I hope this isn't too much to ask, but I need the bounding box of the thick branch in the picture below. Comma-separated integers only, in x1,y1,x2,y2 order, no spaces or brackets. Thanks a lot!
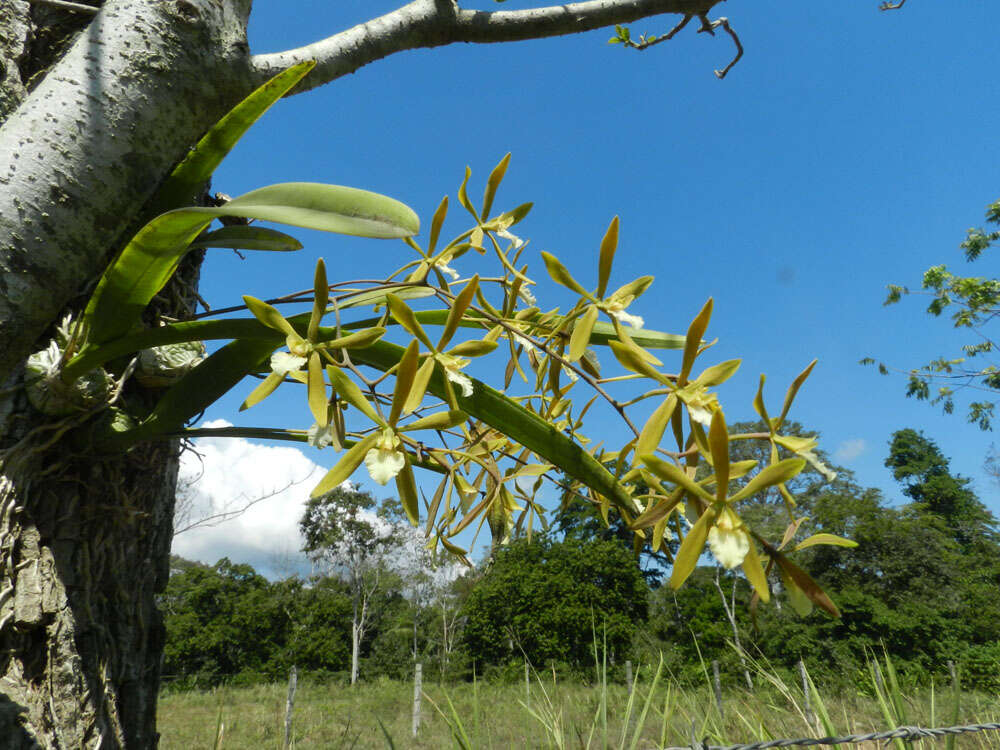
251,0,721,92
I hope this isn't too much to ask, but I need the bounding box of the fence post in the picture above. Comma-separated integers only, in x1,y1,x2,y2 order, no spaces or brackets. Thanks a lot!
625,660,633,695
283,665,297,750
712,660,723,716
412,662,423,739
798,659,815,728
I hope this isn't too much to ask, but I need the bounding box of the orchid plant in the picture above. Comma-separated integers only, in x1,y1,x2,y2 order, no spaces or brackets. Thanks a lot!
24,60,855,617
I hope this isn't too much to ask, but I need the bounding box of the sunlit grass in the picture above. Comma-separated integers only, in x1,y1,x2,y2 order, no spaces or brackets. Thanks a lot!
157,658,1000,749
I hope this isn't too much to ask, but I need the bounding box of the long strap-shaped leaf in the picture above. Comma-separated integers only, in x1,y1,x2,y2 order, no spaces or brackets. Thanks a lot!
80,183,419,348
64,310,681,381
97,338,281,449
144,61,316,216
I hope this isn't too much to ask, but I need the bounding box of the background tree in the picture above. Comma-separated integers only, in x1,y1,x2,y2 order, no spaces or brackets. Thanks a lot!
160,558,354,686
460,537,648,674
885,428,998,549
553,475,674,586
300,486,405,685
866,197,1000,429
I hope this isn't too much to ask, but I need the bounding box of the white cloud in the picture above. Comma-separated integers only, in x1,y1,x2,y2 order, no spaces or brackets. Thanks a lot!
171,420,322,579
833,438,866,463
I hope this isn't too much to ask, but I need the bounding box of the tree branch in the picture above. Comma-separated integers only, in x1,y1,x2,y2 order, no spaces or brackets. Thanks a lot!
26,0,98,14
251,0,722,92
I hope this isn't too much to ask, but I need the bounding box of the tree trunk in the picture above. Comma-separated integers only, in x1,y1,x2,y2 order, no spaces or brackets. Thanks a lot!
0,441,179,748
350,619,360,686
0,0,255,744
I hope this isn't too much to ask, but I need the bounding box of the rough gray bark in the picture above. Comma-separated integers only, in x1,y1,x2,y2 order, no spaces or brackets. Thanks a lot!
0,0,727,744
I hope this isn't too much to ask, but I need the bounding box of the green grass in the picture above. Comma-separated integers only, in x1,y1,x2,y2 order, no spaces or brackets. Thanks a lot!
157,663,1000,749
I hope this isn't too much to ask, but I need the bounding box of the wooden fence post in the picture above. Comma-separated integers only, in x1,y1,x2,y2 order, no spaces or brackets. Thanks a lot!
524,659,530,705
799,659,815,728
412,662,423,739
712,660,723,716
625,660,633,695
283,665,297,750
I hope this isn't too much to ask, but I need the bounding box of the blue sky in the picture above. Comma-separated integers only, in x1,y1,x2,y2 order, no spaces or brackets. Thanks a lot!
176,1,1000,572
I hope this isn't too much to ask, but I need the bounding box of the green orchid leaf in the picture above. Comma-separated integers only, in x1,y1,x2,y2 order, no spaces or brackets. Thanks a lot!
217,183,419,239
339,286,437,310
591,321,684,350
99,338,280,449
189,225,303,252
82,182,417,348
596,216,619,299
147,61,315,214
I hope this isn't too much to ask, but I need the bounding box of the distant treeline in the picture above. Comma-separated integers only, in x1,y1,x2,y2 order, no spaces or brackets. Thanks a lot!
162,426,1000,691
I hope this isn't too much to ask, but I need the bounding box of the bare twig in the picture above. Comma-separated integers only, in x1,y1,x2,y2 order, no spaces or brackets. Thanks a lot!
173,470,318,536
251,0,725,92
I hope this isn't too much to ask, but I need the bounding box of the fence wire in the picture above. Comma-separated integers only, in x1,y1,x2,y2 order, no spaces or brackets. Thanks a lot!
661,721,1000,750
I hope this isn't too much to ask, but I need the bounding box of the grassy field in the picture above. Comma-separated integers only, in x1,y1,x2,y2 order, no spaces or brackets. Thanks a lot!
157,659,1000,749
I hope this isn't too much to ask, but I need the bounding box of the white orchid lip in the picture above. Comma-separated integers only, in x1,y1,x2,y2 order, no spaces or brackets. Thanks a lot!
687,404,713,427
432,252,460,281
307,422,335,448
364,429,405,485
609,308,644,329
496,228,525,249
270,351,307,376
436,353,473,397
707,509,750,569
